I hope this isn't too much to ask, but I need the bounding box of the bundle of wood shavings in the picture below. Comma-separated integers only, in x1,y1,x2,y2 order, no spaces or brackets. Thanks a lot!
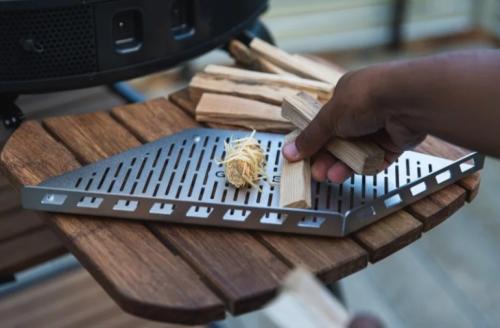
219,131,266,189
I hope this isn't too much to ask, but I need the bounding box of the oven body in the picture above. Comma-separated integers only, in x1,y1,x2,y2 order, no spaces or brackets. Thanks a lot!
0,0,268,93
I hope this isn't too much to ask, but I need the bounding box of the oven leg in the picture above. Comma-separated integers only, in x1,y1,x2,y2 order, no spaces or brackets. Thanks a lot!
1,94,24,130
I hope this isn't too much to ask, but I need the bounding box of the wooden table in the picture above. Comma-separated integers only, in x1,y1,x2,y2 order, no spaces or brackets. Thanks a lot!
0,92,481,325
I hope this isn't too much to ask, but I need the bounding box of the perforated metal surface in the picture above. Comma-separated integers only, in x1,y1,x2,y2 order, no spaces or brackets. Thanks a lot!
22,128,484,237
0,5,97,81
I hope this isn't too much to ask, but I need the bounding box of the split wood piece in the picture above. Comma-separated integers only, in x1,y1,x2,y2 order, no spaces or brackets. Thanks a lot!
282,93,385,175
294,54,346,83
0,121,225,324
112,99,368,293
228,40,297,77
169,88,197,115
279,130,312,208
204,64,333,101
415,135,481,202
257,267,349,328
189,72,318,106
195,93,294,132
250,38,344,84
169,88,241,130
54,103,290,315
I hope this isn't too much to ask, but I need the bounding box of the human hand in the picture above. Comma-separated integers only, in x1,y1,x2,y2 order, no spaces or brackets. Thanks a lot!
348,313,385,328
283,66,426,183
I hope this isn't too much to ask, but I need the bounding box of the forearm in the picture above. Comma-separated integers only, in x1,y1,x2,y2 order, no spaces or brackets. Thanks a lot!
373,50,500,157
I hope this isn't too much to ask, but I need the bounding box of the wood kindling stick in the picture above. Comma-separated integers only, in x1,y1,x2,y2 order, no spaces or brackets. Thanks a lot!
189,72,319,106
258,267,350,328
279,130,312,208
282,92,385,175
250,38,344,85
195,93,294,132
228,40,296,77
203,65,334,101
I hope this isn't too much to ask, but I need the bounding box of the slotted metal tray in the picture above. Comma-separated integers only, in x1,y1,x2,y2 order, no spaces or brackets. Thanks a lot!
22,128,484,237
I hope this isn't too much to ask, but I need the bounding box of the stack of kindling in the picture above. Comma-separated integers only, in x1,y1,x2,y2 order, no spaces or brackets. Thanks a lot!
171,38,385,209
183,38,340,133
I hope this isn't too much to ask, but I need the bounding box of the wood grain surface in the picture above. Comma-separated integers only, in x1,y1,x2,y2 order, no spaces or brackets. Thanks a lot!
353,211,423,262
203,65,333,100
111,99,369,302
196,93,294,132
189,72,315,106
51,103,290,315
0,121,225,324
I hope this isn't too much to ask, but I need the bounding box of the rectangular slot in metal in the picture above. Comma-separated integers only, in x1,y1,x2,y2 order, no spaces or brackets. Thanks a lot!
113,200,138,212
150,202,175,215
260,213,287,225
77,196,103,209
186,206,213,219
223,209,250,222
298,216,325,229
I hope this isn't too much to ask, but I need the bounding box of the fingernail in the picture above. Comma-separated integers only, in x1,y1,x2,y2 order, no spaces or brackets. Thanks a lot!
283,142,300,161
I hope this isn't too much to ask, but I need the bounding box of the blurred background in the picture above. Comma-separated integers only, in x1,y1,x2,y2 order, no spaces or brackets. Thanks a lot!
1,0,500,327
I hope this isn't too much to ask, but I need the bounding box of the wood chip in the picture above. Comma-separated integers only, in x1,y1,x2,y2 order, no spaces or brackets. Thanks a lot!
279,130,312,208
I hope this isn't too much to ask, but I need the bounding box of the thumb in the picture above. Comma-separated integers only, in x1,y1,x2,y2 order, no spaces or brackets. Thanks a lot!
283,100,335,161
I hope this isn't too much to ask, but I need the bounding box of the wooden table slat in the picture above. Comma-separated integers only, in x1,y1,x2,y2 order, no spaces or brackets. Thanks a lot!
416,136,481,201
257,233,367,282
0,122,225,324
45,106,291,315
408,185,467,231
353,211,423,263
